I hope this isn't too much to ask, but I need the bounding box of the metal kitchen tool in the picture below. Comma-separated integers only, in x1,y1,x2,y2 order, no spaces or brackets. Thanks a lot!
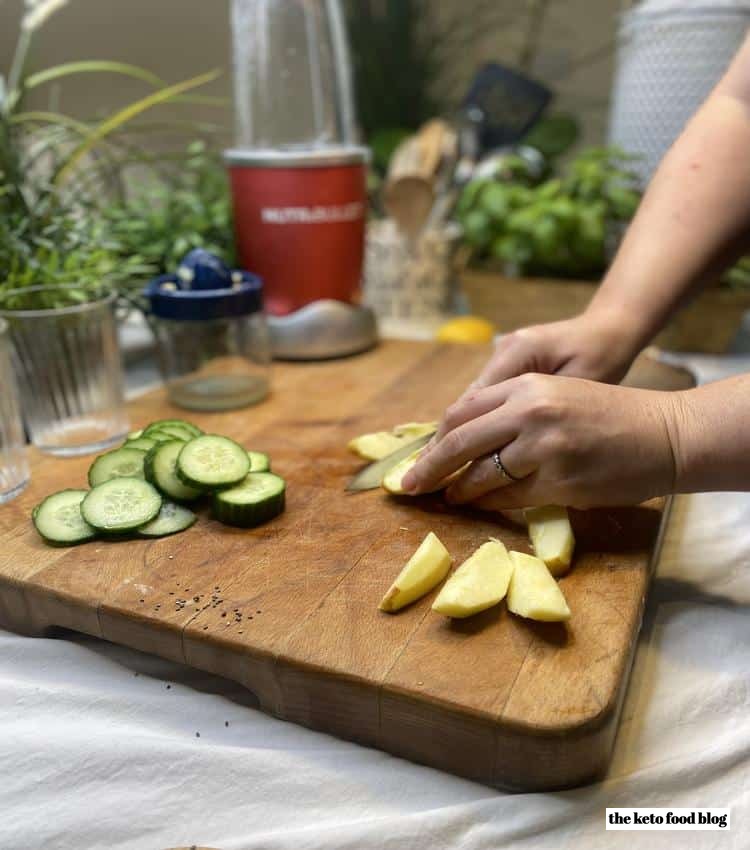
423,107,483,232
462,62,552,152
269,299,377,361
346,430,435,492
424,65,551,232
472,144,547,182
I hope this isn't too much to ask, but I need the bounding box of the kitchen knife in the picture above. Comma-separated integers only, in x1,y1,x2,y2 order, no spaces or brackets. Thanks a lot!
346,431,435,492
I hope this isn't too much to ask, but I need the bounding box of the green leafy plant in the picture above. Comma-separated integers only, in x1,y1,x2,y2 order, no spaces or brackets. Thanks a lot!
521,113,580,161
0,0,222,307
458,147,641,279
102,141,234,277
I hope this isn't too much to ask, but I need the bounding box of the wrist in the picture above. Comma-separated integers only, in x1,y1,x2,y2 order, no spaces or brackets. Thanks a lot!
655,390,691,494
582,300,647,364
568,304,643,383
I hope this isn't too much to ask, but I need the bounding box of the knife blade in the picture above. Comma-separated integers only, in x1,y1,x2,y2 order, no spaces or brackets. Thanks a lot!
346,431,435,492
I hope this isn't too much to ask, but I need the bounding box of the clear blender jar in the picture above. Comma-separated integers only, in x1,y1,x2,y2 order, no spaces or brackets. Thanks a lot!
231,0,356,151
226,0,376,358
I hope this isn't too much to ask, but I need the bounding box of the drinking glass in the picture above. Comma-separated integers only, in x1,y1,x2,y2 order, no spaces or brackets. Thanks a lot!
0,286,129,456
0,318,29,502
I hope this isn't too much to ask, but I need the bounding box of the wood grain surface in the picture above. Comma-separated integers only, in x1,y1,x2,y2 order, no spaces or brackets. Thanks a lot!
0,341,687,790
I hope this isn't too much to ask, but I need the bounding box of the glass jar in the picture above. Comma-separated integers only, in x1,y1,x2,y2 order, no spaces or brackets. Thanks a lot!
146,271,271,412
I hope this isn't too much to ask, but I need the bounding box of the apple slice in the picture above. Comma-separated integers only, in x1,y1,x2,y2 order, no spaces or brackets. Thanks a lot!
507,551,571,622
392,421,438,439
524,505,575,576
348,431,407,461
379,531,453,613
432,538,514,618
382,449,430,494
382,449,470,495
348,422,437,461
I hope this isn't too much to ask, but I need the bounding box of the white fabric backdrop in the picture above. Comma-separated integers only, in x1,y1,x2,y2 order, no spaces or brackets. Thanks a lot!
2,356,748,850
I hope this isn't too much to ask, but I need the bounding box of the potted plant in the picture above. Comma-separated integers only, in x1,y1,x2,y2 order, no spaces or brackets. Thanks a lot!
457,145,750,353
0,0,222,310
0,0,234,450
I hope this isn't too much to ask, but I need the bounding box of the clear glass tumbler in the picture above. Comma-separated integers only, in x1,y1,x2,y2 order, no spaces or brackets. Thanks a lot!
0,318,29,503
0,286,129,456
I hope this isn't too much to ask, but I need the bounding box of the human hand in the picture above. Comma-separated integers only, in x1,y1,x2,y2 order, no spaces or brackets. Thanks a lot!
401,373,681,509
431,312,642,445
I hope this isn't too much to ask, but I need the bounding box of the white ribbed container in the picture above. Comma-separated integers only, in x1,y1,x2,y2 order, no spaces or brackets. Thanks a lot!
363,221,461,322
609,2,750,184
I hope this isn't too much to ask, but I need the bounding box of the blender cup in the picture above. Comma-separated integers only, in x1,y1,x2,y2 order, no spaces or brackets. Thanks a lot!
227,0,376,358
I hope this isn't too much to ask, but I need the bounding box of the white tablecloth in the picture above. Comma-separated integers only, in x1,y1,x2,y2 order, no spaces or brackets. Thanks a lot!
2,357,749,850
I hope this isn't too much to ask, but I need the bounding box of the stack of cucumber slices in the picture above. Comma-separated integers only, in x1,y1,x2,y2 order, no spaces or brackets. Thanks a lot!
32,418,286,546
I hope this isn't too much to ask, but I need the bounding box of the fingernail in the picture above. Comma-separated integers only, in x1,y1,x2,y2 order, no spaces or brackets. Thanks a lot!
402,471,418,492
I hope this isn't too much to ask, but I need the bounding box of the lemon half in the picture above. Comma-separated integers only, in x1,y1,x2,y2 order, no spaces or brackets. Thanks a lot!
436,316,495,344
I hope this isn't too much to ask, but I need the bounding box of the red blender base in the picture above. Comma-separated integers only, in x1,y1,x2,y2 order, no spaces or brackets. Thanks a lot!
228,154,366,316
226,147,377,358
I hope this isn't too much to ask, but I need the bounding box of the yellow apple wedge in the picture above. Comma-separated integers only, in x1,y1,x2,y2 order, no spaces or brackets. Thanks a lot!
348,431,407,461
392,421,438,439
524,505,575,576
507,551,571,622
348,422,437,461
382,449,469,495
382,449,431,494
432,538,514,618
379,532,453,613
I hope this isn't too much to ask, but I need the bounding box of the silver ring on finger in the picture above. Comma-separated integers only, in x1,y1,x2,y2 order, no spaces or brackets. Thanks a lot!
492,450,523,483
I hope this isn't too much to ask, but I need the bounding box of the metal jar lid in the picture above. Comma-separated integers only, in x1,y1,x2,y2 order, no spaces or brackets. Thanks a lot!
223,145,371,169
145,271,263,321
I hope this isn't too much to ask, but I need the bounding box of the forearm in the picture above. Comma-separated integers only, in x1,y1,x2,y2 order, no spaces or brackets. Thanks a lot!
587,35,750,353
670,374,750,493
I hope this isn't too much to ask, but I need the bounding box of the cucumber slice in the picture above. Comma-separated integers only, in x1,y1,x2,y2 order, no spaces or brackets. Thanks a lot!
33,489,97,545
81,478,162,533
125,436,158,452
144,440,201,502
148,423,195,442
136,500,197,537
145,419,202,438
88,447,146,487
128,429,144,440
176,435,250,489
212,472,286,528
142,429,178,444
247,450,270,472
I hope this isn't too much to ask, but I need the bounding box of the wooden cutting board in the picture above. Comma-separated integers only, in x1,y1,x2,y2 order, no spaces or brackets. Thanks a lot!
0,341,692,790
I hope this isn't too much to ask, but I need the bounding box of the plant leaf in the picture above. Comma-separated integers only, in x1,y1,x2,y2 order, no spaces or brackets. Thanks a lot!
54,69,222,185
10,109,91,134
24,60,165,90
